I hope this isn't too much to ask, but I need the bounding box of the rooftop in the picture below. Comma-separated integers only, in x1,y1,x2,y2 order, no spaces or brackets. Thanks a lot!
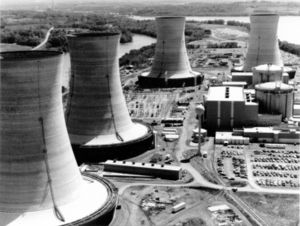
255,82,293,92
206,86,244,102
253,64,283,72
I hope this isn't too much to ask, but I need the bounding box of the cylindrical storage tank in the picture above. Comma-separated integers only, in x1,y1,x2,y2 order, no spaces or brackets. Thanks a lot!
66,32,152,162
255,82,293,119
243,11,283,71
0,51,116,226
252,64,284,85
138,17,202,88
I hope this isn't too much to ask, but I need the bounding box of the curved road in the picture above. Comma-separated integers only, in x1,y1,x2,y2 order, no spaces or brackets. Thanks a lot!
32,27,54,50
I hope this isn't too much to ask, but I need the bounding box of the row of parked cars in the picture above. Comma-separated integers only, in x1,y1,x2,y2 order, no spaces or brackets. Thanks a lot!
253,170,298,179
256,178,299,188
252,163,300,171
252,157,299,164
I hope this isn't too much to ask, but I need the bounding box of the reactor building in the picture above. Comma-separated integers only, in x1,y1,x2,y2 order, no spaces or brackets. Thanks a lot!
203,82,294,133
66,32,153,163
138,16,203,88
0,51,117,226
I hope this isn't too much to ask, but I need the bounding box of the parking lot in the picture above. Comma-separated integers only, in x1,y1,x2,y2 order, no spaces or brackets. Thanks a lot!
247,144,300,189
215,145,248,185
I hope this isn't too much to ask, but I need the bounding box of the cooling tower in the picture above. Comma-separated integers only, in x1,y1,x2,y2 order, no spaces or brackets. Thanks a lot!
243,11,283,71
66,33,153,162
138,16,203,88
0,51,117,226
255,82,293,119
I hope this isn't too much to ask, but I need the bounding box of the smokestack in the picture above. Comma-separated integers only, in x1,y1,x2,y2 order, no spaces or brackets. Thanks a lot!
0,51,116,225
138,16,202,88
243,10,283,71
66,32,153,162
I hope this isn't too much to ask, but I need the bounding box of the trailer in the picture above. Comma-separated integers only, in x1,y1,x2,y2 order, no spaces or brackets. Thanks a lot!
171,202,186,213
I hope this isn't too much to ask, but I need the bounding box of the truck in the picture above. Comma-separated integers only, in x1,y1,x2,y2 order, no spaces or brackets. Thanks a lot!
171,202,186,213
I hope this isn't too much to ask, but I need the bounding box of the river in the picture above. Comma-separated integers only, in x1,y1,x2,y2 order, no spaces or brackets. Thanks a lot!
129,15,300,45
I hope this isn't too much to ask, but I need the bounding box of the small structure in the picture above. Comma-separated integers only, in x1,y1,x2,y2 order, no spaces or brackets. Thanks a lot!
171,202,186,213
102,160,182,180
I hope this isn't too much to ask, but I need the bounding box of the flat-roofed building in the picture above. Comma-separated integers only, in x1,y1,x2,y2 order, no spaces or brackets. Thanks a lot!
102,160,182,180
204,86,259,132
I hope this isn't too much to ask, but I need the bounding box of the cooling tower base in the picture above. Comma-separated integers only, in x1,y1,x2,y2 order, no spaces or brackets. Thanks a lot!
138,73,203,88
0,174,117,226
72,121,154,164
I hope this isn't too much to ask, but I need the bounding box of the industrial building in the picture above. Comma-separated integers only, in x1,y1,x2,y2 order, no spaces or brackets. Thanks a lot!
255,82,294,119
232,64,289,87
102,160,182,180
138,16,203,88
66,32,153,163
203,84,295,133
243,10,283,71
0,51,117,226
216,127,300,144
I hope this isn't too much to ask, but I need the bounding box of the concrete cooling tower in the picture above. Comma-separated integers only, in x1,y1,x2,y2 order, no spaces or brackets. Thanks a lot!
66,33,153,162
0,51,117,226
243,11,283,71
138,16,203,88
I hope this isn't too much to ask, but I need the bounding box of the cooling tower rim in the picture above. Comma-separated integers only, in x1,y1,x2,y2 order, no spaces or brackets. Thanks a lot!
0,173,117,226
63,173,118,226
79,120,153,149
67,32,120,38
0,50,62,61
156,16,185,20
251,13,278,16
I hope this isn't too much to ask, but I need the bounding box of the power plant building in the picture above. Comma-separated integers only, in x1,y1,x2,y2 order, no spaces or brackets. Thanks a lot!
255,82,294,120
66,32,153,162
0,51,117,226
203,85,291,132
138,17,203,88
252,64,288,85
243,11,283,71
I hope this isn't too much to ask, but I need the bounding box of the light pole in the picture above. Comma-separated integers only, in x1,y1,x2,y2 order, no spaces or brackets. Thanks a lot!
195,104,205,157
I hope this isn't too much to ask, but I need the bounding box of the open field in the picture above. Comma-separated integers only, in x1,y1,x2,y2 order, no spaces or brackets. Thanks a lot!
237,192,300,226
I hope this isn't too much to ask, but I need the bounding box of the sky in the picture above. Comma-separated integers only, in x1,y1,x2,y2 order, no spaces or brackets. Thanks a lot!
1,0,300,9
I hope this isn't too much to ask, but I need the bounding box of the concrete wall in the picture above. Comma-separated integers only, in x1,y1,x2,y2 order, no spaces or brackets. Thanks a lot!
66,33,134,145
244,13,283,71
0,51,83,212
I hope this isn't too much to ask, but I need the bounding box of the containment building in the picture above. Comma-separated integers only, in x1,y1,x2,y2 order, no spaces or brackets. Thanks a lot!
66,32,153,162
255,82,294,120
0,51,117,226
138,16,203,88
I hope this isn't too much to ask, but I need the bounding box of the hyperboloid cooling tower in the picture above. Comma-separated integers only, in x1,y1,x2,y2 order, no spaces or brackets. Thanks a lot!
243,10,283,71
138,16,203,88
66,33,153,162
0,51,117,226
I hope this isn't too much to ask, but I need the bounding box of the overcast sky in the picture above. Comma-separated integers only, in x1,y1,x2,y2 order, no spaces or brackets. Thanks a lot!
1,0,300,9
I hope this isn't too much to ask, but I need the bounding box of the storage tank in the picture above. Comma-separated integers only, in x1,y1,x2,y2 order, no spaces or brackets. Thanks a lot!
66,32,153,162
243,11,283,71
0,51,117,226
138,17,202,87
252,64,286,85
255,82,293,119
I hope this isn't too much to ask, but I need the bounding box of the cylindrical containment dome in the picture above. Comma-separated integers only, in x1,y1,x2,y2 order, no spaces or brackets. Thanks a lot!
255,82,293,119
67,32,152,161
138,17,202,88
0,51,116,226
243,11,283,71
252,64,284,85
